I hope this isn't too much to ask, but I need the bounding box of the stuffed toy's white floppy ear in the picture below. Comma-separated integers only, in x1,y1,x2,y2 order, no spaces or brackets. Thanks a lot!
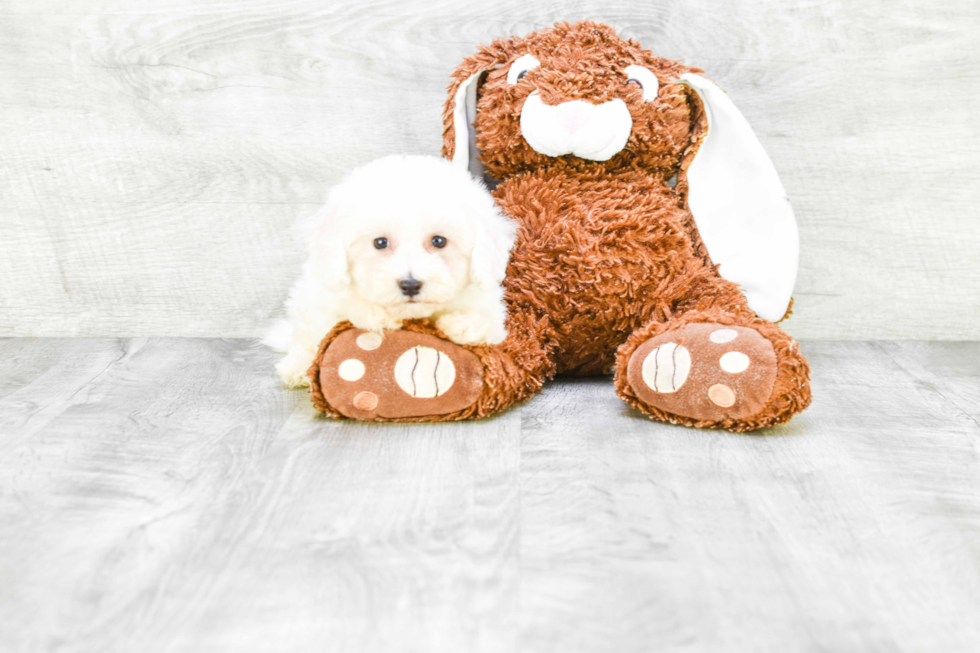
679,73,799,323
452,72,488,180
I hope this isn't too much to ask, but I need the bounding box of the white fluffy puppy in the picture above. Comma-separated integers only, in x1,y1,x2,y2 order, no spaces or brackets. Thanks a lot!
266,155,516,388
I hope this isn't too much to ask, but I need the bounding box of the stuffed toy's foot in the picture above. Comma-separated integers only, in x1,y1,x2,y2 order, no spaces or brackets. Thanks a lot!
615,314,811,432
308,319,554,421
309,318,555,421
310,326,484,420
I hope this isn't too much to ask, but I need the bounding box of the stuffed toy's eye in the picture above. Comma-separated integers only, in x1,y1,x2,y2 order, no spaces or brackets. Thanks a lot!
623,65,660,101
431,235,447,248
373,237,388,250
507,54,541,85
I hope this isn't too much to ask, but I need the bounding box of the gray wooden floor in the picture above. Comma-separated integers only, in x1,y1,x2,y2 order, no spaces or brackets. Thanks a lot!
1,338,979,653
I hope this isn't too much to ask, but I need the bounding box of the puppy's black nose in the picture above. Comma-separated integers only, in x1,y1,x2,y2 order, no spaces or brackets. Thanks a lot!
398,277,423,297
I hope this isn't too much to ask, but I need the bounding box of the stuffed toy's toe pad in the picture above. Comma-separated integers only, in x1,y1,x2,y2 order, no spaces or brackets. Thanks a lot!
627,323,777,423
318,328,483,420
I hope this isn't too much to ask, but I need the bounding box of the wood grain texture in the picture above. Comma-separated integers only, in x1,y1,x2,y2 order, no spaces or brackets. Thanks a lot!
0,338,521,653
520,343,980,652
0,338,979,652
0,0,978,338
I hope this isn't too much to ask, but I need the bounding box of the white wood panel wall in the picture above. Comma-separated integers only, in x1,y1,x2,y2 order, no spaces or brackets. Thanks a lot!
1,0,978,338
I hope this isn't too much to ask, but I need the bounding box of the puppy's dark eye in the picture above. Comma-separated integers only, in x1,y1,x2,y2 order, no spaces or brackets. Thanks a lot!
431,235,447,248
373,237,388,250
627,78,643,89
517,70,529,81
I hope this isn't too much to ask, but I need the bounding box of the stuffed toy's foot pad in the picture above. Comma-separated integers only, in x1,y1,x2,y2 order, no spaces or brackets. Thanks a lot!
318,328,483,420
627,323,777,422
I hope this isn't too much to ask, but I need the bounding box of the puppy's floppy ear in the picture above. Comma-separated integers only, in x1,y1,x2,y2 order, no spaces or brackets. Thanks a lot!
306,195,351,292
441,41,517,179
678,73,799,323
469,205,517,291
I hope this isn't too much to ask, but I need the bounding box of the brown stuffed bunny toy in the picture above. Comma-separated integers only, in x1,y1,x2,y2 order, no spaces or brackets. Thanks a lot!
308,20,811,431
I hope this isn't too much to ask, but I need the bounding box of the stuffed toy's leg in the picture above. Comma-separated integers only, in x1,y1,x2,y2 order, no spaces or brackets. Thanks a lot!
307,313,555,422
614,276,811,433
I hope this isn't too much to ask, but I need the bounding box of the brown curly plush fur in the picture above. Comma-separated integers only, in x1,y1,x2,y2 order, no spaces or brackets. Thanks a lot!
310,20,811,431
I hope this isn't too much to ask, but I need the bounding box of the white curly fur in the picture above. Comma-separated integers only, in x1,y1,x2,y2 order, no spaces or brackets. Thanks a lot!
265,155,516,388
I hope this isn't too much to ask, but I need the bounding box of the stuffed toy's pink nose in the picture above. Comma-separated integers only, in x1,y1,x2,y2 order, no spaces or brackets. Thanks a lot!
557,102,590,134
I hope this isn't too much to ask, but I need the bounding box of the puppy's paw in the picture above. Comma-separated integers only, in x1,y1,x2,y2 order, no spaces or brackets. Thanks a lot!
436,312,505,345
276,347,316,388
348,303,402,333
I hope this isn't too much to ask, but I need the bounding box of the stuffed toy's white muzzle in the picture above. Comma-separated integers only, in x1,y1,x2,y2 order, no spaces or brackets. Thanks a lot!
519,92,633,161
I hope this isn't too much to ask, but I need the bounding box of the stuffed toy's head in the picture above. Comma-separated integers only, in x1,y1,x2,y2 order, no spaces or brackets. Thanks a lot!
441,21,701,181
